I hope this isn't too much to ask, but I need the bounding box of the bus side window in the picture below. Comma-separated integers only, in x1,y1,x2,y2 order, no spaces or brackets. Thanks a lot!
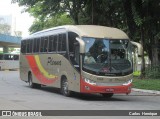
14,55,19,60
26,40,30,53
40,37,45,52
4,55,11,60
48,35,54,52
58,34,66,52
68,32,79,65
53,35,57,52
21,40,27,53
61,34,66,51
48,35,57,52
44,37,48,52
58,34,63,51
0,54,3,60
33,38,37,53
29,39,33,53
37,38,40,52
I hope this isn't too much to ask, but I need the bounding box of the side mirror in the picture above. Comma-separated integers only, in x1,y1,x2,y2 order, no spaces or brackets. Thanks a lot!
76,37,85,53
130,41,143,56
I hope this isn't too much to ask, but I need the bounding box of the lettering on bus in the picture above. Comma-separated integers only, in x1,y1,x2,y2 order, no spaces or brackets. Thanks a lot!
47,57,61,65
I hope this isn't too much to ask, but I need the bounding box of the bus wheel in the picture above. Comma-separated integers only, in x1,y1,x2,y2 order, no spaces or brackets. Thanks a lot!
28,73,41,89
61,78,71,97
101,93,113,98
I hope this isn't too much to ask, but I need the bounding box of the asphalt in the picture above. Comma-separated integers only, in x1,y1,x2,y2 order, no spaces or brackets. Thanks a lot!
132,88,160,95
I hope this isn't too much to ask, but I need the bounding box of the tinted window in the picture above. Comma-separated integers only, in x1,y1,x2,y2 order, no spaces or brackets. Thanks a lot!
0,54,3,60
29,39,33,53
40,37,45,52
53,35,58,51
26,40,30,53
4,55,13,60
48,35,54,52
33,38,37,53
36,38,40,52
58,34,66,51
44,37,48,52
61,34,66,51
13,55,19,60
21,40,27,53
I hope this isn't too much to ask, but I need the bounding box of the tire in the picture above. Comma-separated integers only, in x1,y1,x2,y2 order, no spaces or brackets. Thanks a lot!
61,78,71,97
28,73,41,89
101,93,113,98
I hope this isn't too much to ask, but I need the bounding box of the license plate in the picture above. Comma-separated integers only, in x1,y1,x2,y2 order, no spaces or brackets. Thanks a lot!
106,88,114,92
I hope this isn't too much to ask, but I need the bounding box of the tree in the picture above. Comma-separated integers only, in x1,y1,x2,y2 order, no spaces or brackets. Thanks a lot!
12,0,86,26
0,17,11,35
0,24,11,35
12,0,160,77
29,13,73,33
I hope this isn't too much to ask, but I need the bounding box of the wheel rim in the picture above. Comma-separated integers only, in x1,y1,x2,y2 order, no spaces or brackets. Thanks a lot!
29,74,32,87
63,81,68,95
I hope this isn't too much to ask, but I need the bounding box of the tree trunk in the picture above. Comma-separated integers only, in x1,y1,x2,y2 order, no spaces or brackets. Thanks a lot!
123,0,136,39
140,26,145,79
152,39,159,66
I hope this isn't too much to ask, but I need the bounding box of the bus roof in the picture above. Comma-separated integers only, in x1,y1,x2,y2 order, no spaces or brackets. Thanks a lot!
24,25,129,39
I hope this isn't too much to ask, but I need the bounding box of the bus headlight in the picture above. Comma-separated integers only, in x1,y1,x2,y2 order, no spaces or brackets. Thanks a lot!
123,79,132,86
84,78,96,85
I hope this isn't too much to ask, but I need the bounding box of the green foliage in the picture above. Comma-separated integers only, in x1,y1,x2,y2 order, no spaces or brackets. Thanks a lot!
0,24,11,35
133,78,160,91
29,13,73,33
133,71,141,77
12,0,160,69
145,65,160,79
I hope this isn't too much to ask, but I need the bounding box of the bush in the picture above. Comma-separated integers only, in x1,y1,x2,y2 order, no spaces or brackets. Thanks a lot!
145,65,160,79
133,71,141,77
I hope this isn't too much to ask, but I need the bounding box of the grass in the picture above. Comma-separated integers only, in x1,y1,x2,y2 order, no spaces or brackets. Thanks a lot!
133,71,141,77
133,78,160,91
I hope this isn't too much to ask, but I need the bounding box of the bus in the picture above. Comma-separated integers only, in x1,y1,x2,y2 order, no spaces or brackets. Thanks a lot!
0,53,19,70
20,25,142,98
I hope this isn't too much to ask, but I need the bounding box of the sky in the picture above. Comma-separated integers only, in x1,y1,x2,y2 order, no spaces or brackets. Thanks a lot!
0,0,34,37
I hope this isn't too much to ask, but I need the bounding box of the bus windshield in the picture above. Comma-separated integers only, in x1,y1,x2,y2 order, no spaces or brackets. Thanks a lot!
82,37,133,76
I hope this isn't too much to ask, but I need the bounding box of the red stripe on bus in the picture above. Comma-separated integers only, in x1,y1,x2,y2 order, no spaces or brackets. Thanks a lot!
26,55,58,85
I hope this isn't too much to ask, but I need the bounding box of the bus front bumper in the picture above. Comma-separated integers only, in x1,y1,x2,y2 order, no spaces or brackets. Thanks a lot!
80,78,132,94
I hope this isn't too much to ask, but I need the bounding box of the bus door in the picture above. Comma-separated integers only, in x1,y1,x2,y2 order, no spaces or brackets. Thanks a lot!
68,32,80,92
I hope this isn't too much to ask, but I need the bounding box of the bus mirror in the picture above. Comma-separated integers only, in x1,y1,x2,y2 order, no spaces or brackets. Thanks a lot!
131,41,143,56
76,37,85,53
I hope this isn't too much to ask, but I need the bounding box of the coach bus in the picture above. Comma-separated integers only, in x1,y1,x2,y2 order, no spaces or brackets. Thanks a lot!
0,53,19,70
20,25,142,98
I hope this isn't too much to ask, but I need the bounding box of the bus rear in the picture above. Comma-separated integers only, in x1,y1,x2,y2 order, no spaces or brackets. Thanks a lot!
0,53,19,70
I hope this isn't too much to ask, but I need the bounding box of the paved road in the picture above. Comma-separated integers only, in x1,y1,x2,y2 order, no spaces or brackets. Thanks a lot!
0,71,160,119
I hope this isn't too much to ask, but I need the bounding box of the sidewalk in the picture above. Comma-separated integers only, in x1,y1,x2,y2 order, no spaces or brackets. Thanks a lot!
132,88,160,95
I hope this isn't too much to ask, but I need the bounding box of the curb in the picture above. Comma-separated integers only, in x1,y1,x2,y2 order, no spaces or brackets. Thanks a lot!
132,88,160,95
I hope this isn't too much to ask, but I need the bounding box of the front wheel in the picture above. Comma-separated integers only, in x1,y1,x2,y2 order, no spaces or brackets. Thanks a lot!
61,78,71,97
28,73,41,89
101,93,113,98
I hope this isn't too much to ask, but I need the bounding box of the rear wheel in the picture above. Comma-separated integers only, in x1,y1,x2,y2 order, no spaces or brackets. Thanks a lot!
28,73,41,89
101,93,113,98
61,78,71,97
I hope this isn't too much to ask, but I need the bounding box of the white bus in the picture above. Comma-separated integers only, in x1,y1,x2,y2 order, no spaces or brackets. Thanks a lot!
0,53,19,70
20,25,142,97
